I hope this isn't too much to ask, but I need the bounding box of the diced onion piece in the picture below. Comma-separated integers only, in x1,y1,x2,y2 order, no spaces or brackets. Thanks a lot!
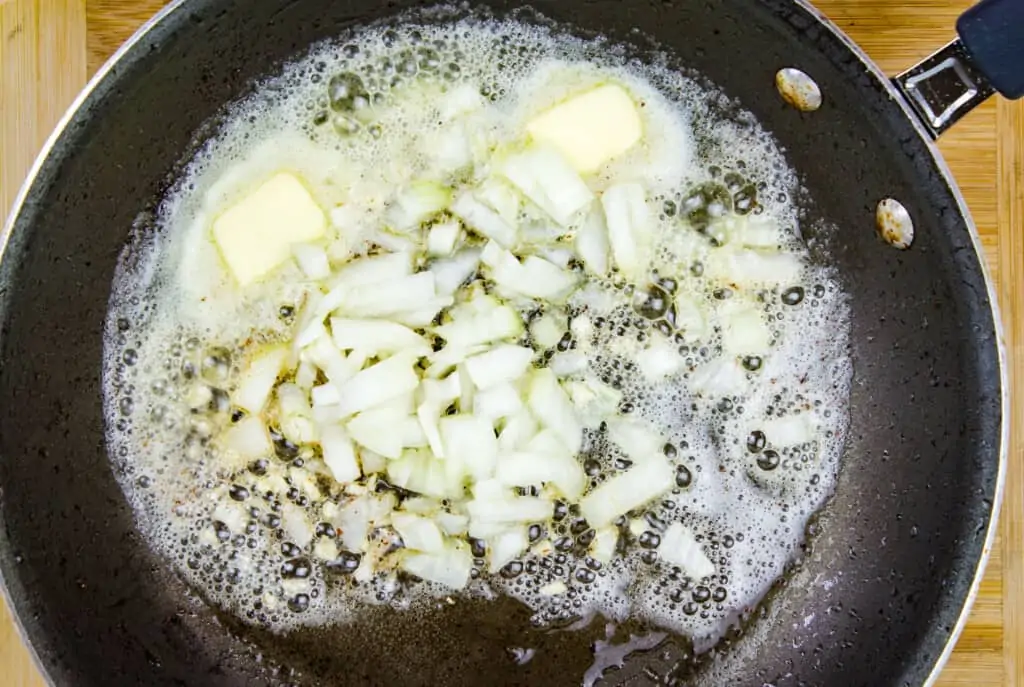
488,526,529,573
437,512,469,536
530,310,568,350
474,383,524,424
722,306,771,356
212,501,247,533
319,424,361,483
498,410,540,452
579,454,674,528
400,416,428,448
387,297,455,328
440,83,486,120
498,147,594,227
574,205,610,276
457,363,475,414
601,182,649,280
392,511,446,553
466,495,552,525
540,581,568,596
223,416,272,459
335,354,420,418
328,252,413,292
422,374,462,406
305,335,358,384
342,271,437,318
346,406,407,459
636,341,683,381
401,497,441,515
234,346,287,414
336,493,397,552
761,414,815,447
313,538,340,562
705,248,802,287
330,318,430,357
433,304,523,349
281,503,314,548
430,249,481,296
292,243,331,281
359,448,387,475
311,383,342,408
605,416,664,463
484,244,578,301
674,296,707,342
735,215,782,249
464,345,534,390
691,358,747,397
427,219,462,257
400,541,473,590
440,414,498,482
565,376,622,429
496,429,585,501
295,361,317,390
590,526,619,563
278,383,318,444
660,522,715,579
527,368,582,454
451,192,517,248
387,182,452,233
549,351,588,377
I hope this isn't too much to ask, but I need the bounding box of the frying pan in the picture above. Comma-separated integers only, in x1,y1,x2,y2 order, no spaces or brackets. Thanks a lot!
1,0,1020,685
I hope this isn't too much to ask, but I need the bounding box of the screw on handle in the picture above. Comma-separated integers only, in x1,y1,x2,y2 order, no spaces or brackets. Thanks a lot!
957,0,1024,100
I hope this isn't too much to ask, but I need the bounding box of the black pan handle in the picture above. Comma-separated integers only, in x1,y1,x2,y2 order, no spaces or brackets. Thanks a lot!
894,0,1023,138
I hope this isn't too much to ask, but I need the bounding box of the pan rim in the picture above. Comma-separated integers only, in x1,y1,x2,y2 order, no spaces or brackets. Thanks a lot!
0,1,1008,685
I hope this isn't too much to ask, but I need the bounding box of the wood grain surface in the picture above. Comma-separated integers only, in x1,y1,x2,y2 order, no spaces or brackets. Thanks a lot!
0,1,1021,685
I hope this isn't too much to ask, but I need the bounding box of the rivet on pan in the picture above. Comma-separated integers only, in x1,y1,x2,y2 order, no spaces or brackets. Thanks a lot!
775,68,822,112
876,198,915,249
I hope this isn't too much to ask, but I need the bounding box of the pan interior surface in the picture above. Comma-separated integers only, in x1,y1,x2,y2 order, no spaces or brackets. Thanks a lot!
0,1,1001,686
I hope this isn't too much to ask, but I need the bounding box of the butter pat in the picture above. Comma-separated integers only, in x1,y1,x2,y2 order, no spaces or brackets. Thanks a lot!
212,172,327,286
525,84,643,174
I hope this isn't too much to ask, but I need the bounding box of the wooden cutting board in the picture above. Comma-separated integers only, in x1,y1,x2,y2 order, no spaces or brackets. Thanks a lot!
1,1,1021,685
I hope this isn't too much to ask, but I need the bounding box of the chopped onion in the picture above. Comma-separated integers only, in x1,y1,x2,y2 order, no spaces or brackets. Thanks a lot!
605,416,664,462
474,383,524,424
574,205,610,276
690,358,747,397
359,448,388,475
212,501,247,534
330,318,430,357
601,182,649,279
484,245,578,301
234,346,287,414
430,249,481,296
319,423,361,483
328,251,413,292
295,361,317,390
549,351,588,377
346,406,407,459
466,494,552,525
673,295,707,341
735,215,782,249
496,429,585,501
464,345,534,390
660,522,715,579
451,192,517,247
565,376,622,429
277,383,318,444
705,247,802,287
761,414,815,447
527,368,583,454
636,341,683,381
335,353,421,418
387,181,452,233
437,511,469,536
311,382,342,408
589,526,619,563
400,541,473,590
498,410,540,453
342,271,438,318
530,310,568,350
488,526,529,573
305,335,358,384
427,219,462,257
498,147,593,226
222,416,272,460
721,305,771,356
579,453,674,528
440,414,498,482
433,304,523,349
386,296,455,328
439,83,485,120
292,243,331,281
281,503,315,549
392,511,446,553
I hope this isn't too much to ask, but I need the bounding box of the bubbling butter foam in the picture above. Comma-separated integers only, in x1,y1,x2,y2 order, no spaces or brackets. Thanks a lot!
103,11,850,666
